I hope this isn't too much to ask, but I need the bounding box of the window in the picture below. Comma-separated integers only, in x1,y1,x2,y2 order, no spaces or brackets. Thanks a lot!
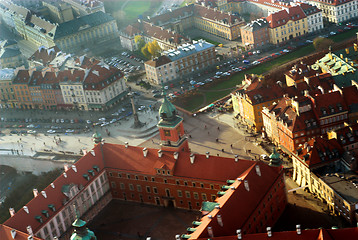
111,182,116,188
151,177,155,182
137,185,142,192
194,192,199,199
210,184,214,190
177,190,183,197
129,184,134,191
192,182,196,187
184,181,188,186
176,180,180,185
108,172,113,177
200,183,204,188
164,130,171,136
146,186,151,193
153,187,158,194
144,176,148,181
135,175,139,180
118,173,122,178
202,193,207,200
185,191,191,198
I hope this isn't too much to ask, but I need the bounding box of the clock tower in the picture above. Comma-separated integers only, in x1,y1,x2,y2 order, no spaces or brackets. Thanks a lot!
157,94,189,152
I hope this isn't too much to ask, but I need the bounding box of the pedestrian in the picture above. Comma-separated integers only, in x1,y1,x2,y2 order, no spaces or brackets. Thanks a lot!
217,126,220,131
43,142,46,146
230,144,233,148
216,138,218,142
189,135,192,138
204,125,207,129
222,149,224,152
208,131,210,135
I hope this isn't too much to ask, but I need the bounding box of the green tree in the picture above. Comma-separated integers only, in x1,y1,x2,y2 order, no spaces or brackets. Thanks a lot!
135,35,145,49
313,37,334,52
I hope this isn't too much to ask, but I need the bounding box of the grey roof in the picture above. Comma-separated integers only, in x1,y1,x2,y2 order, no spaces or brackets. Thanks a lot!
320,174,358,204
241,19,269,32
164,40,214,61
0,48,21,59
54,11,114,39
0,68,15,81
0,39,17,48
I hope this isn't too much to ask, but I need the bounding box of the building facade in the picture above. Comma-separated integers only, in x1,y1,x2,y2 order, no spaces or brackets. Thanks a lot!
240,19,270,50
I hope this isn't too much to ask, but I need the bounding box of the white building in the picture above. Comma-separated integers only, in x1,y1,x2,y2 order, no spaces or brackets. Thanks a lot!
305,0,358,23
294,2,324,32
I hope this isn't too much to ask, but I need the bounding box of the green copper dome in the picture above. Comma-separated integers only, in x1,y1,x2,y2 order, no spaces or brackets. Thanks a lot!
72,218,87,228
159,95,177,120
269,147,282,167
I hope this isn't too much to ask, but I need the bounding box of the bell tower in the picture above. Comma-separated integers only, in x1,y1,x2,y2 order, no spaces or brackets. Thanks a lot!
157,93,189,152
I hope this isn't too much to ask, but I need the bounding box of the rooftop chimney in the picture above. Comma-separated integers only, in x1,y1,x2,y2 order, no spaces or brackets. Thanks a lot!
41,191,47,198
234,154,239,162
215,205,220,209
26,226,33,236
190,153,195,164
90,150,95,156
267,227,272,237
236,229,242,239
10,229,16,239
9,208,15,217
72,165,77,172
207,227,214,238
244,180,250,191
23,206,29,214
175,235,181,240
206,152,210,158
255,165,261,176
158,150,163,158
217,215,223,227
50,183,55,188
63,172,67,178
33,189,39,197
28,236,33,240
146,238,151,240
174,152,179,160
125,142,129,148
64,164,69,171
296,225,301,235
143,148,148,157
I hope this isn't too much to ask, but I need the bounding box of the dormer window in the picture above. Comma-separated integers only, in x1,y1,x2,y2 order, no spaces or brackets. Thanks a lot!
35,215,43,223
93,165,100,172
88,169,95,176
48,204,55,212
83,174,90,181
41,210,49,218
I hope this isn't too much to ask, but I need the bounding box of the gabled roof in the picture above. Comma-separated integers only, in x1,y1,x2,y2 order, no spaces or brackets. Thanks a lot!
266,5,306,29
0,224,41,240
28,46,61,65
13,70,30,84
4,144,105,234
189,162,283,239
145,55,172,68
54,11,115,39
245,84,284,105
313,91,348,118
295,137,343,168
341,85,358,112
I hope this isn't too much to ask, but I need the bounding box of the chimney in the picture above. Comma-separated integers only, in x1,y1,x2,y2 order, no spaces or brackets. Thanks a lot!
50,183,55,188
9,208,15,217
26,226,33,236
125,142,129,148
146,238,151,240
33,189,39,197
215,205,220,209
237,177,242,181
244,180,250,191
207,227,214,238
28,236,33,240
236,229,242,239
158,150,163,158
190,153,195,164
11,229,16,238
174,152,179,160
217,215,223,227
63,172,67,178
234,154,239,162
175,235,181,240
255,165,261,176
143,148,148,157
267,227,272,237
23,206,29,214
41,191,47,198
206,152,210,158
64,164,69,171
90,150,95,156
72,165,77,172
296,225,301,235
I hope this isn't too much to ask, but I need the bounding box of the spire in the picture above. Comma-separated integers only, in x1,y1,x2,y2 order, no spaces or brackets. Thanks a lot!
70,204,97,240
159,81,177,121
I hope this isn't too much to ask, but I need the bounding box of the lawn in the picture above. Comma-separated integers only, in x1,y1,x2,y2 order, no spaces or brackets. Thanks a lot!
177,44,317,111
123,1,151,21
193,37,221,46
330,28,358,42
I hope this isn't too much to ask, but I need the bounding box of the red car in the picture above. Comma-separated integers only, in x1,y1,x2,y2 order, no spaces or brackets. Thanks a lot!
248,52,253,56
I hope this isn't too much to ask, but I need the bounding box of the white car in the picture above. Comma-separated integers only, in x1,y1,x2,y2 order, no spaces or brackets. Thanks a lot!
47,130,56,134
27,130,37,134
282,49,290,53
99,118,106,122
65,129,74,133
27,124,35,128
216,71,223,75
138,105,146,111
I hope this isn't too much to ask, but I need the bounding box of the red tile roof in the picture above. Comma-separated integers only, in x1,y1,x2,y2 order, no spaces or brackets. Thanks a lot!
4,144,105,234
102,144,256,183
195,227,358,240
313,91,348,118
266,6,306,28
145,55,172,68
13,70,30,84
341,85,358,108
246,84,284,105
189,162,283,239
296,137,343,168
307,0,354,6
0,224,42,240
